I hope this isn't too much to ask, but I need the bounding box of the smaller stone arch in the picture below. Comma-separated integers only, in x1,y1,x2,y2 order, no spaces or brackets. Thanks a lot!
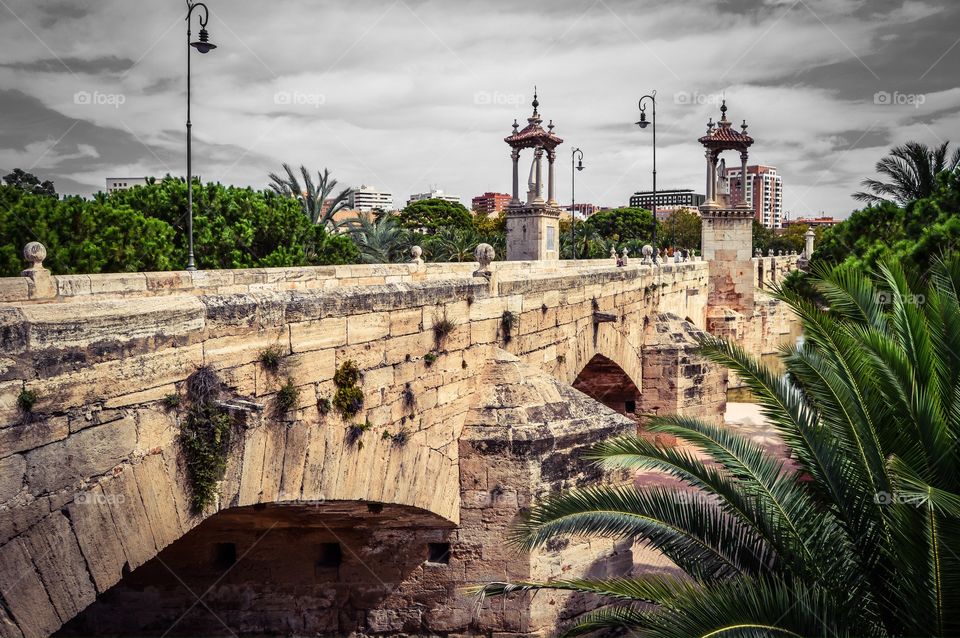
573,354,642,422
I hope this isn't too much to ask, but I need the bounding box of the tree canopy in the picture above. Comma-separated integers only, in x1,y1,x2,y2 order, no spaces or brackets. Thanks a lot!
396,198,473,235
0,174,358,276
583,207,654,244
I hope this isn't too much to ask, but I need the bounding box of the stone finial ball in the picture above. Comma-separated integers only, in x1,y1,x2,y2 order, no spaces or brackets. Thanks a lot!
411,245,423,259
23,241,46,266
474,243,495,267
642,244,653,257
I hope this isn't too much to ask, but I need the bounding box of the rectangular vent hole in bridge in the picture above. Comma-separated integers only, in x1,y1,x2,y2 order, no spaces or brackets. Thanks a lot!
214,542,237,569
625,400,636,414
316,542,343,569
427,542,450,565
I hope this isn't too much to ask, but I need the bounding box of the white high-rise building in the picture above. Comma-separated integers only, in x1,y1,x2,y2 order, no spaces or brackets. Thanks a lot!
347,185,393,212
724,165,784,229
406,189,461,206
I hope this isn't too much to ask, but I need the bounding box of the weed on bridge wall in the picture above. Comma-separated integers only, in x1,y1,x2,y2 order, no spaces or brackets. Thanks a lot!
178,365,236,512
333,360,364,419
500,310,515,344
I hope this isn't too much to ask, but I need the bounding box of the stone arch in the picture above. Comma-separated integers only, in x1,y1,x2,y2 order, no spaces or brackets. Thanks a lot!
0,413,461,638
57,501,456,636
557,314,645,395
573,354,642,420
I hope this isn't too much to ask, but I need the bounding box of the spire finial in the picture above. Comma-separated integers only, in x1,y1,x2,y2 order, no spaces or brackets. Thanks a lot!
532,85,539,114
741,119,748,133
512,118,519,133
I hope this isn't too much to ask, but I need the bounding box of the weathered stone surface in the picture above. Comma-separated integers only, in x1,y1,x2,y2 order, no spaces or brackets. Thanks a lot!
0,538,61,637
133,453,182,551
25,418,136,494
99,467,157,570
21,511,96,621
0,455,25,503
0,416,69,461
66,484,127,593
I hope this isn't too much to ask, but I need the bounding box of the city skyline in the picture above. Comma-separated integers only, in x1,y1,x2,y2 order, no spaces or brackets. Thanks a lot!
0,0,957,219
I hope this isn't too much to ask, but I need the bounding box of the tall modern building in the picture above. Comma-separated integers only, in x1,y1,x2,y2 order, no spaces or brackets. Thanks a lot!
347,185,393,213
725,165,783,229
471,192,512,215
629,189,705,219
407,189,461,206
105,177,148,194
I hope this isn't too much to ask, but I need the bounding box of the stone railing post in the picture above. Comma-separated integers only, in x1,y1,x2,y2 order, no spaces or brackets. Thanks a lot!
21,242,56,299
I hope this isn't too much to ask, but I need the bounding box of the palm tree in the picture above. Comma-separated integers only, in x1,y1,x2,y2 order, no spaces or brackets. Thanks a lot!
428,227,479,262
479,255,960,637
345,212,407,263
268,163,350,228
854,141,960,206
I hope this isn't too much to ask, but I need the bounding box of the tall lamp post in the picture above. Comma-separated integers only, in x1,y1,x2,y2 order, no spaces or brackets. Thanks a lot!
185,1,217,271
570,147,584,259
636,91,657,263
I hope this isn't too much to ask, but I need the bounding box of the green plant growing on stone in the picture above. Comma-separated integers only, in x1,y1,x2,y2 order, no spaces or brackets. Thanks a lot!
346,419,371,446
16,389,37,414
275,378,299,416
258,345,284,372
162,393,181,410
424,352,438,366
432,314,456,349
382,428,410,447
317,396,331,416
402,383,416,411
179,365,234,513
333,360,364,419
500,310,515,345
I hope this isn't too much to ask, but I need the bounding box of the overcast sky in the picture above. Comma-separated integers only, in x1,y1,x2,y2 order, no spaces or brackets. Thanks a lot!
0,0,957,218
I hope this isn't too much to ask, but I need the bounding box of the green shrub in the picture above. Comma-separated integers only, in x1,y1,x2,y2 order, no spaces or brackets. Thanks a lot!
179,365,232,512
432,315,457,348
275,378,299,415
500,310,515,344
424,352,438,366
17,389,37,413
258,345,284,372
162,393,181,410
317,397,331,416
180,405,232,512
333,360,364,419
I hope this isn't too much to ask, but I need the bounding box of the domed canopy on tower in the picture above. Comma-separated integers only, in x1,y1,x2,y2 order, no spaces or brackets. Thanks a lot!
504,89,564,149
698,100,753,151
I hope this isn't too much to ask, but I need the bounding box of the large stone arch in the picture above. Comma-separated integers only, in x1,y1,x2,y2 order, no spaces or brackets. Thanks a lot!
0,410,462,638
57,501,457,636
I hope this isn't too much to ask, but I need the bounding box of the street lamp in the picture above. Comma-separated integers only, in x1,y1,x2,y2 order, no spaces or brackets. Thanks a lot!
185,1,217,271
636,91,657,263
570,147,584,260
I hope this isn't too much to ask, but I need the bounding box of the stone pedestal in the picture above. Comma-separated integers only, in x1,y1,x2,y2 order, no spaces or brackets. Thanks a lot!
505,204,561,261
700,204,754,312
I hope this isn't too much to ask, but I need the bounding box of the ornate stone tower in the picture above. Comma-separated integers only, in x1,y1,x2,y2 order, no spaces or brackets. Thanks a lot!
699,100,755,312
504,89,564,260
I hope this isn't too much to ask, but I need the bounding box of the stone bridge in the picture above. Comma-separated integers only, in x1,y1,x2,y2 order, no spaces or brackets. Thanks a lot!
0,252,800,637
